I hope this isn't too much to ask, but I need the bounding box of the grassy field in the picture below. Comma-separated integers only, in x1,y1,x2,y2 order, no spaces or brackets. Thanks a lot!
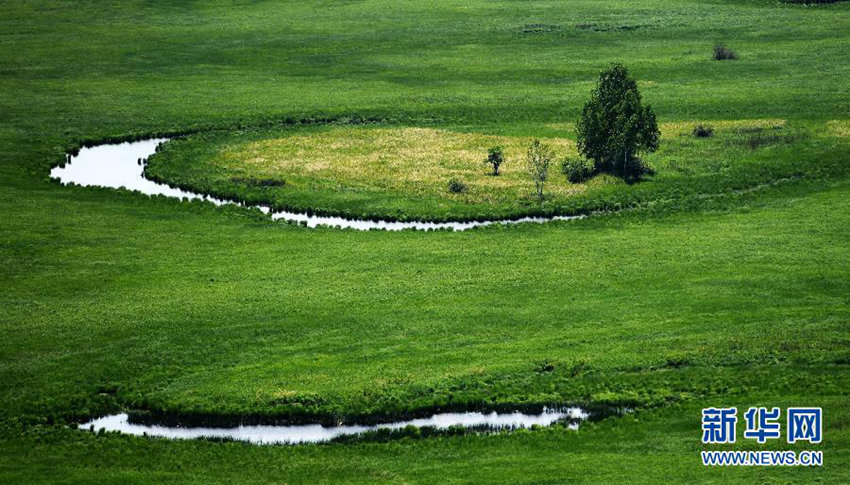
1,0,849,483
146,120,845,220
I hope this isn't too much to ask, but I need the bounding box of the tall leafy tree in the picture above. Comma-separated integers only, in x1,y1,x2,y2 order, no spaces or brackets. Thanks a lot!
576,64,659,179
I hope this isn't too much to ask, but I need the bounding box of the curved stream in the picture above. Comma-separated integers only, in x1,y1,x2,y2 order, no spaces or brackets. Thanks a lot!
80,408,588,445
51,138,584,231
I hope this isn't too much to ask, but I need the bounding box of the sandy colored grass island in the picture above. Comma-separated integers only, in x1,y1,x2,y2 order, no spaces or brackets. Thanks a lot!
216,126,585,203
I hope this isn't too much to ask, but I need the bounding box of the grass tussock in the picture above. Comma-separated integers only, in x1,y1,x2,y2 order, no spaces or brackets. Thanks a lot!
447,178,468,194
713,45,738,60
692,124,714,137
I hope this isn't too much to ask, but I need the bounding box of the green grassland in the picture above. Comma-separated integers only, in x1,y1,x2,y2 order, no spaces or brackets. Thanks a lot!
1,0,849,483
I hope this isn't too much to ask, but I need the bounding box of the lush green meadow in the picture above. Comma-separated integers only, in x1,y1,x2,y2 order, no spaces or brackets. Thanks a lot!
1,0,849,483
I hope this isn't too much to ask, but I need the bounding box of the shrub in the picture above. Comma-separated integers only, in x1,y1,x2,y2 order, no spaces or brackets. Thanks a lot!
484,146,505,176
560,156,595,183
536,358,556,373
447,178,467,194
713,45,737,61
693,124,714,138
625,157,654,182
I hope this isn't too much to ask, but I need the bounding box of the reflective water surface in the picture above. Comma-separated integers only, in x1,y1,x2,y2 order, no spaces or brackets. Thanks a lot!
51,138,584,231
80,408,588,445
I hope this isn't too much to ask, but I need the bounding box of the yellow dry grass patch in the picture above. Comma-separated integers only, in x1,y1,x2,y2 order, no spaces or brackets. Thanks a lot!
212,120,797,205
826,120,850,138
658,119,787,137
217,127,583,202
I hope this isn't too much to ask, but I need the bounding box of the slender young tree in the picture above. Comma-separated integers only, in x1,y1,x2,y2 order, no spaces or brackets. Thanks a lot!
527,139,553,200
576,64,659,180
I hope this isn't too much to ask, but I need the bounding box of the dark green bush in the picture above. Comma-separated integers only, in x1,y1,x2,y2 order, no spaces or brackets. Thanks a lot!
713,45,737,60
560,157,596,183
447,178,468,194
693,124,714,138
536,359,556,373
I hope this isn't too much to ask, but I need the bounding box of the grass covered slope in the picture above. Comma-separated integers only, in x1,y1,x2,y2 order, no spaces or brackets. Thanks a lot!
2,177,849,482
2,175,848,422
2,0,849,145
1,0,850,482
146,120,845,220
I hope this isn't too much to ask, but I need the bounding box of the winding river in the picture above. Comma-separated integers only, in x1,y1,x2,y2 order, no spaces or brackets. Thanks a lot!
51,138,584,231
80,408,588,445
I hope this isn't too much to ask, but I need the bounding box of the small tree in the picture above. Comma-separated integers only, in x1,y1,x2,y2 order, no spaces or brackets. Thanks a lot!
484,146,505,175
576,64,659,180
527,140,553,199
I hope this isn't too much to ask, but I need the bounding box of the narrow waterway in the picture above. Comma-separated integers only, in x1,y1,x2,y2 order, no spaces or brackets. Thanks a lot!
80,408,588,445
51,138,584,231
